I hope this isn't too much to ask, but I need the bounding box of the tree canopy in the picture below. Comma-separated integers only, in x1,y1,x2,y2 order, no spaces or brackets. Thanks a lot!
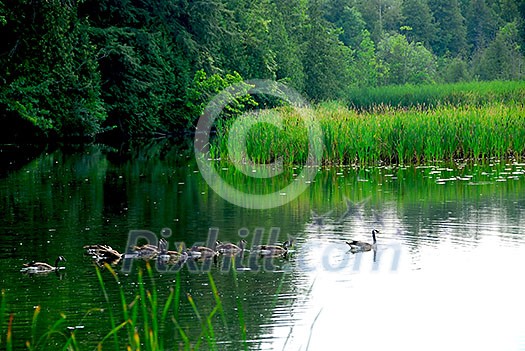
0,0,523,139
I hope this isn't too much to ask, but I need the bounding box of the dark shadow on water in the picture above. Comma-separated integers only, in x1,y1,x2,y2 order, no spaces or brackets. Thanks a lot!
0,144,50,178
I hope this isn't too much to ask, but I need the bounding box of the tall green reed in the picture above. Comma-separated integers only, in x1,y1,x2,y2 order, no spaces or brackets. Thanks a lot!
346,80,525,109
25,305,71,351
212,99,525,165
94,261,251,351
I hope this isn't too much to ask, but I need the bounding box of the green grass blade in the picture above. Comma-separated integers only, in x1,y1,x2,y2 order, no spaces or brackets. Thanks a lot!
6,314,13,351
95,265,120,351
207,272,227,329
0,289,6,346
97,320,129,349
231,260,247,351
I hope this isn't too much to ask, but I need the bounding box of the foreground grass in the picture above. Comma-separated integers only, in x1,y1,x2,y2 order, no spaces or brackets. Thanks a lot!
1,261,273,351
211,100,525,165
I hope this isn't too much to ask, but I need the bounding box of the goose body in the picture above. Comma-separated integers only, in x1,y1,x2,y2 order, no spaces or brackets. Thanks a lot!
187,245,218,259
255,240,292,257
157,239,188,264
84,244,112,256
158,250,188,264
130,239,165,260
132,244,160,258
84,244,122,264
21,256,66,273
346,229,378,252
216,240,247,254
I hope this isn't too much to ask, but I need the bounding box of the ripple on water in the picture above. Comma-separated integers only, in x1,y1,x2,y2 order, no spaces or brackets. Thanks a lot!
4,151,525,350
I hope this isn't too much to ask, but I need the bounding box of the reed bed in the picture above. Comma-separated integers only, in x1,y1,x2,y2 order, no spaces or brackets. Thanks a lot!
211,100,525,165
94,263,241,351
346,80,525,109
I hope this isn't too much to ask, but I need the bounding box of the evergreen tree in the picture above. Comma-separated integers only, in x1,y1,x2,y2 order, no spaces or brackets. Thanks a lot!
80,0,192,136
268,0,307,91
439,56,470,83
303,0,352,100
220,0,277,79
429,0,468,56
515,0,525,55
491,0,520,23
185,0,234,73
401,0,436,46
324,0,367,48
356,0,404,43
465,0,498,53
473,21,524,80
0,0,106,139
350,29,379,87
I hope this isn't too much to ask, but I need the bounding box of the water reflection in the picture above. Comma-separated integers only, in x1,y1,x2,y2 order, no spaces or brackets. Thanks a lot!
1,144,525,350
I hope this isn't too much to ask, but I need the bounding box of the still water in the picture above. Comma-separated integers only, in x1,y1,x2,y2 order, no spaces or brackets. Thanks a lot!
1,142,525,350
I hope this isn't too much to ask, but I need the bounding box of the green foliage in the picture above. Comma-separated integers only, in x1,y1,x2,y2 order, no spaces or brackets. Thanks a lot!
439,56,471,83
184,70,258,129
376,32,437,85
303,0,353,101
324,0,367,49
1,0,525,139
472,22,525,80
429,0,468,56
465,0,498,53
0,1,6,26
230,0,277,80
0,0,106,139
401,0,436,46
268,0,306,91
355,0,404,43
89,26,189,137
349,30,379,87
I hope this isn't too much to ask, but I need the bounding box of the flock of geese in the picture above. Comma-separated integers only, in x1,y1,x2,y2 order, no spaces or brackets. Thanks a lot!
20,230,379,274
20,237,296,274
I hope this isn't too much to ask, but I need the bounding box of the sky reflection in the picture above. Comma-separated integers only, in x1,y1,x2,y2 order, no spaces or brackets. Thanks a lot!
265,201,525,351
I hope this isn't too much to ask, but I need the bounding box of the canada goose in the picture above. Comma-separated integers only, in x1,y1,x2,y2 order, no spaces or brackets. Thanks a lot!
130,238,166,260
187,245,218,260
215,240,247,254
346,229,378,252
158,250,188,264
84,244,122,265
21,256,66,273
157,239,188,264
255,240,292,257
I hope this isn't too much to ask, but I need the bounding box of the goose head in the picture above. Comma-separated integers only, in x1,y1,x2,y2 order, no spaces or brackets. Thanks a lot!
55,256,67,268
238,239,247,250
283,240,294,249
371,229,379,244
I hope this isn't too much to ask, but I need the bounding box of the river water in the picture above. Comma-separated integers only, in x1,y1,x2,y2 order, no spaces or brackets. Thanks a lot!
1,142,525,350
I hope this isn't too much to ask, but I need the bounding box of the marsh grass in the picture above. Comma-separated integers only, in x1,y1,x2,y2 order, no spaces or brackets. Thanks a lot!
346,80,525,109
94,262,235,351
212,98,525,165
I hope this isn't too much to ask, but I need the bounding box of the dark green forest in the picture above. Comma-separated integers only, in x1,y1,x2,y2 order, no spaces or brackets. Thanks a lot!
0,0,524,140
